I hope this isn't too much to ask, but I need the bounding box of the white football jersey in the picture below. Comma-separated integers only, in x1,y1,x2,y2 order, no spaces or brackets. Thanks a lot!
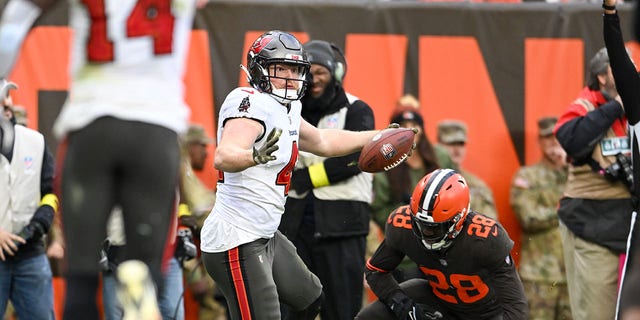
200,87,302,253
53,0,195,138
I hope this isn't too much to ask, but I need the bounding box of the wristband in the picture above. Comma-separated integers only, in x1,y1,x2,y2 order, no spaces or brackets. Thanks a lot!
39,193,59,214
602,3,616,10
178,203,191,217
308,162,330,188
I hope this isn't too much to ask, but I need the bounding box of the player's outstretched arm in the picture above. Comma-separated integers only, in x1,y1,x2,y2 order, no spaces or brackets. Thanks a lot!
299,120,416,159
298,118,378,157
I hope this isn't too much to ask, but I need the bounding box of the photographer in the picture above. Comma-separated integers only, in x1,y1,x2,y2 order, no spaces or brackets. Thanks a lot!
0,80,57,319
100,205,197,320
553,47,634,320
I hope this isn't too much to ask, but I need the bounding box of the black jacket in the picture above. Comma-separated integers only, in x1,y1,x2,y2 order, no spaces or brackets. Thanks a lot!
279,85,375,238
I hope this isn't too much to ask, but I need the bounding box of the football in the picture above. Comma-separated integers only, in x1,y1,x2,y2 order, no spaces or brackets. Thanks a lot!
358,128,416,173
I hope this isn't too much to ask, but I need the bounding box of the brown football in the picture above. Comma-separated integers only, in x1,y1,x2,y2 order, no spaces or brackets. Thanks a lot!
358,128,416,173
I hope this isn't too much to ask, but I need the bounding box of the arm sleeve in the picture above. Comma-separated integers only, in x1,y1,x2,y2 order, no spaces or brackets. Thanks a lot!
40,144,54,196
0,0,43,78
364,239,405,302
555,100,624,162
604,13,640,125
490,255,529,320
32,144,56,232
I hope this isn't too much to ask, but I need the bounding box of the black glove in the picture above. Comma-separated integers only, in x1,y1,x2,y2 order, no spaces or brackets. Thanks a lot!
408,303,443,320
384,291,443,320
290,168,313,193
384,290,414,319
175,228,197,265
14,205,53,245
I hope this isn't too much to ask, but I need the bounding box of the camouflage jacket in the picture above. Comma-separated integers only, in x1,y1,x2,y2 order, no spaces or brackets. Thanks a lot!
510,162,568,283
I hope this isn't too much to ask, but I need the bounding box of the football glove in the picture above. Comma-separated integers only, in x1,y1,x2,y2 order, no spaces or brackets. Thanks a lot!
408,303,443,320
253,127,282,165
385,290,443,320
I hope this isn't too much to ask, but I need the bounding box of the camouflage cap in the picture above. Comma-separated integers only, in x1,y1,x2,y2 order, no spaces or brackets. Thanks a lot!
184,124,214,145
537,116,558,137
437,120,467,144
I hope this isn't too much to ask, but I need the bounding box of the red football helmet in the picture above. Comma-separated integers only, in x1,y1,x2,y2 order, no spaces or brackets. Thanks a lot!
409,168,470,250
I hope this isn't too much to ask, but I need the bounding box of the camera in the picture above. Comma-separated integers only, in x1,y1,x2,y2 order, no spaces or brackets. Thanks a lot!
14,220,45,246
13,205,54,246
603,152,634,189
175,227,197,264
99,239,112,272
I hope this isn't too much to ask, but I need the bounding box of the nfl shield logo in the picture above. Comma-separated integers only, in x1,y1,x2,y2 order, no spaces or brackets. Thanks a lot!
379,143,397,160
23,156,33,169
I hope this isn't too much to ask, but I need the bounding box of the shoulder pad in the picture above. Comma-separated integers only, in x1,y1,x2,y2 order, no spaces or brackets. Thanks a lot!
385,205,414,232
463,213,514,265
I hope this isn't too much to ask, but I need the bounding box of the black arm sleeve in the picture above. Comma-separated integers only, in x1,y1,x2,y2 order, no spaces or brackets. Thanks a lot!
605,12,640,312
604,13,640,125
40,144,54,195
365,239,406,302
490,255,528,320
555,100,624,162
322,100,375,183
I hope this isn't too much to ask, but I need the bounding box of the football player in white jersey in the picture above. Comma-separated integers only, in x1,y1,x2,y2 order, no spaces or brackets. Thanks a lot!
0,1,200,319
199,30,409,320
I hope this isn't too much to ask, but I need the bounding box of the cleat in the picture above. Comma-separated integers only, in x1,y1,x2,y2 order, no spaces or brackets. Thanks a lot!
116,260,161,320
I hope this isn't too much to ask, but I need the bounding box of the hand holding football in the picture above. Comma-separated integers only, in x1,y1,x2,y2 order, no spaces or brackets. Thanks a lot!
358,128,416,173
